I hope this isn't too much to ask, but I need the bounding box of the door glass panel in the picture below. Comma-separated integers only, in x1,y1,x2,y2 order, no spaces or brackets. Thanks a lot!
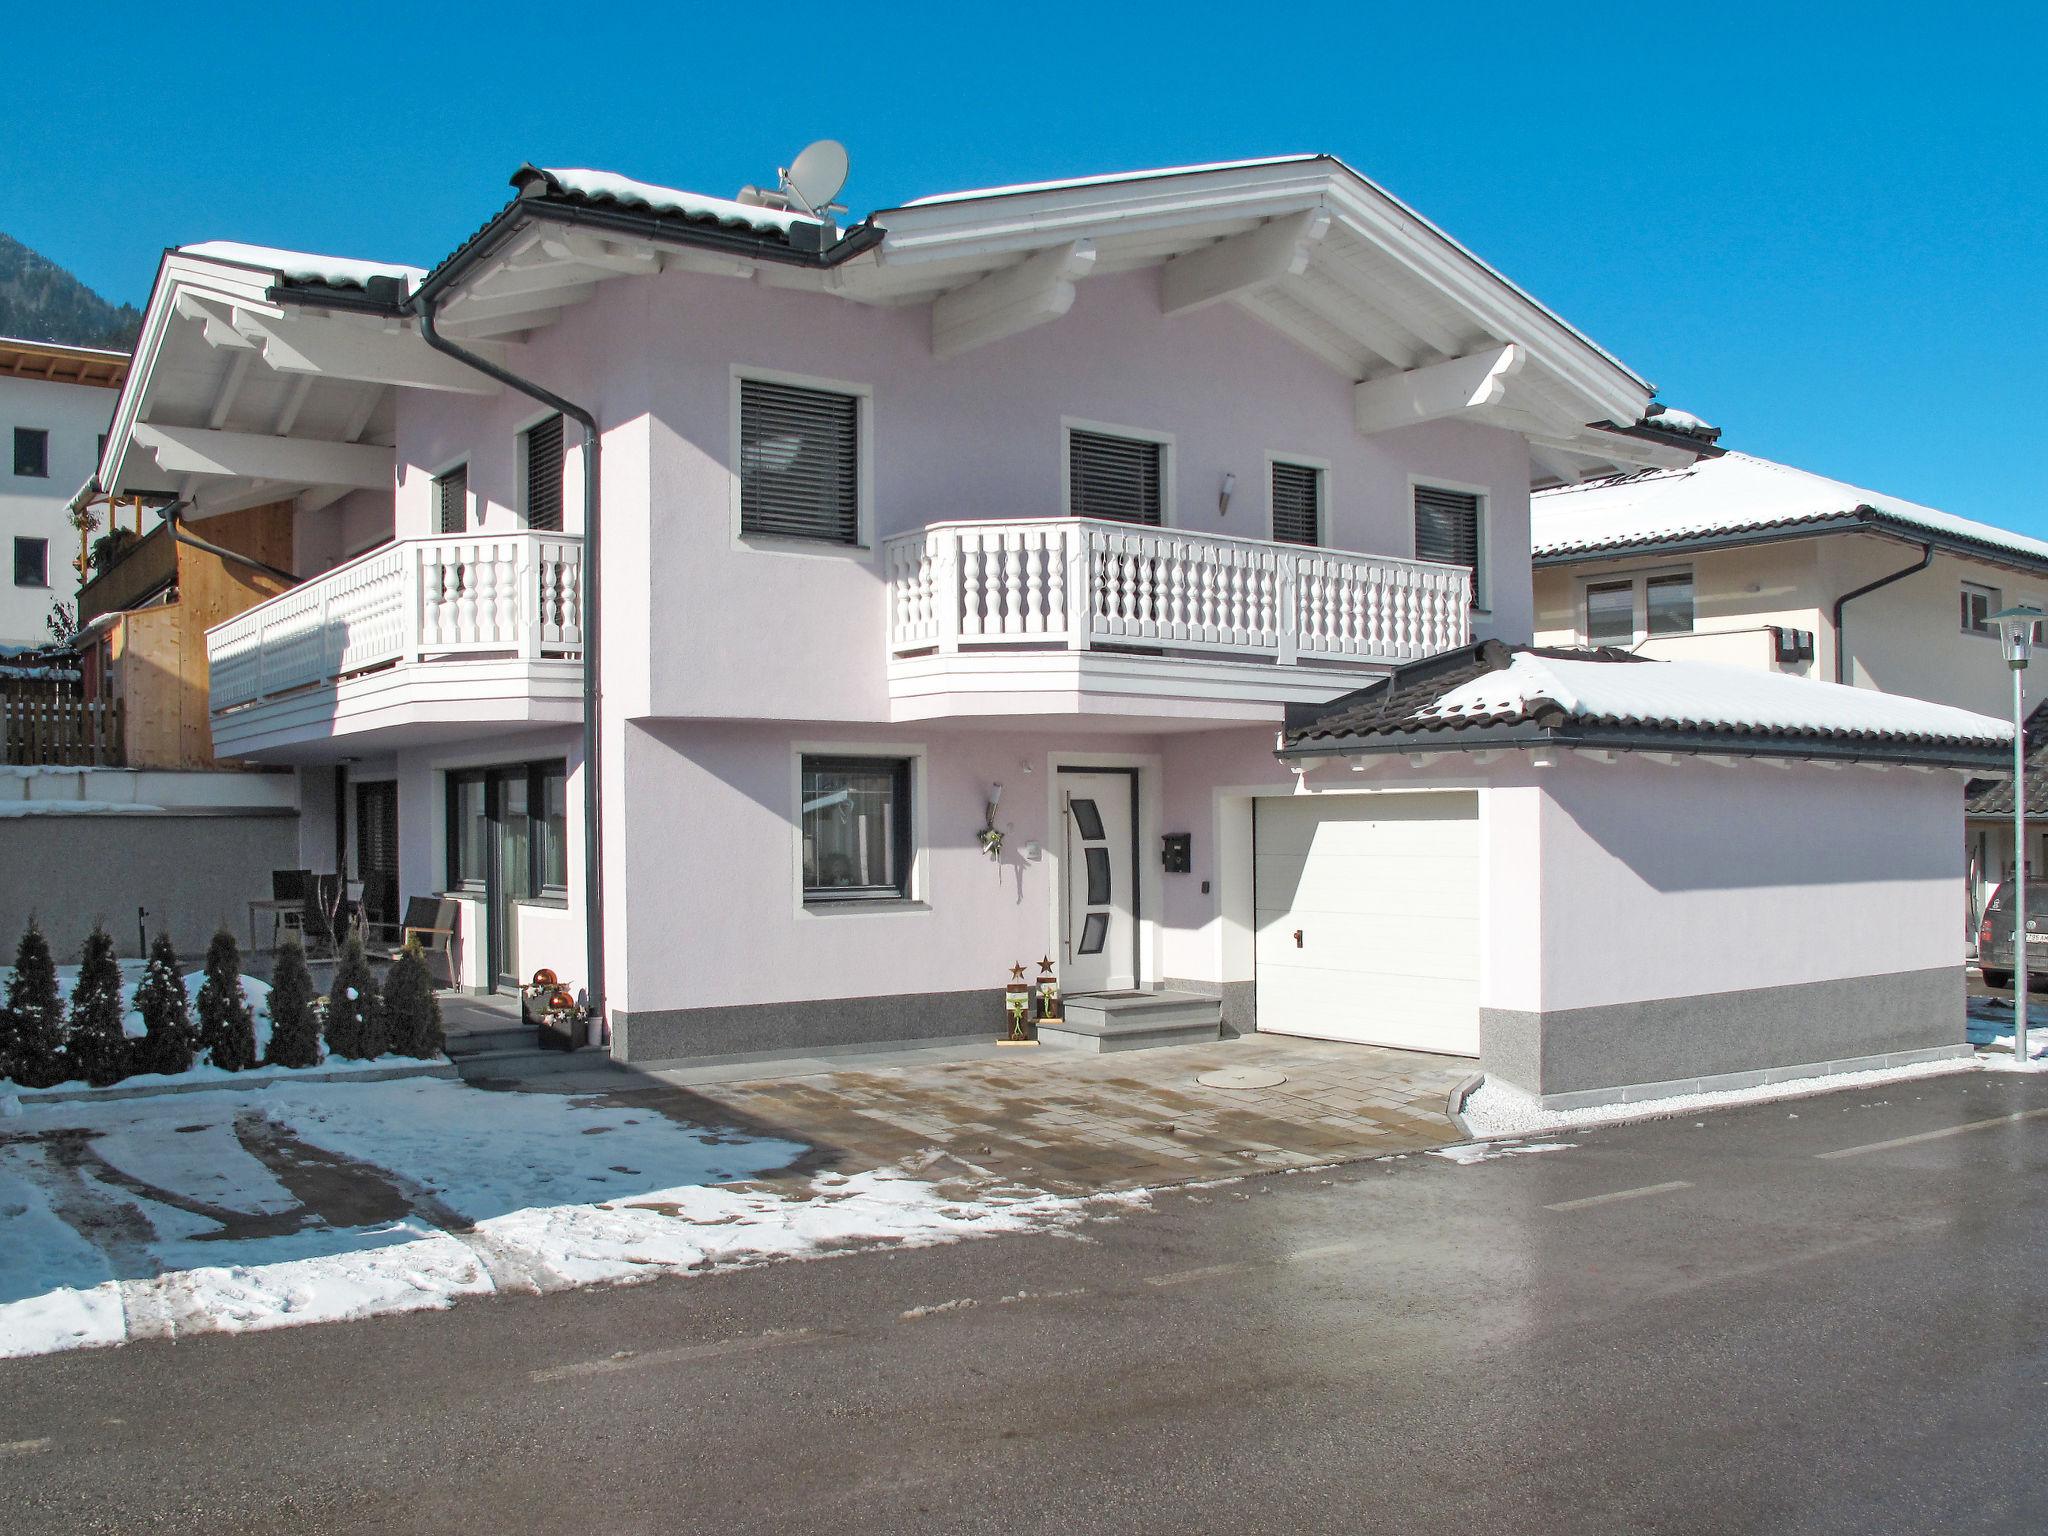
1070,798,1104,841
1078,911,1108,955
1085,846,1112,905
495,774,532,983
452,776,488,887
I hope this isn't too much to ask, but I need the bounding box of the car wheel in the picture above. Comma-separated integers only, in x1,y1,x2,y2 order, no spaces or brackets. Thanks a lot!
1984,970,2011,989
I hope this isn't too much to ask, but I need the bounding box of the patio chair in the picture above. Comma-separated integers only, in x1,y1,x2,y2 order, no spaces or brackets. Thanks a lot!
373,895,457,988
286,873,345,960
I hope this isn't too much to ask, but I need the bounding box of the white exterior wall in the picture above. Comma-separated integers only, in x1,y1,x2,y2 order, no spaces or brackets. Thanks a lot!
1,373,117,645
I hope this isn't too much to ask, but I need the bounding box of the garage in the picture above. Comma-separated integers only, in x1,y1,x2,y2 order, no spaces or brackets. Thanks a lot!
1253,791,1482,1055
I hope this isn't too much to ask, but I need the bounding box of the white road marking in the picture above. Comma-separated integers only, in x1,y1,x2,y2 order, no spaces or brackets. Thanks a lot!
0,1438,52,1456
1816,1107,2048,1161
1144,1261,1254,1288
1285,1241,1365,1263
530,1328,813,1383
1544,1180,1693,1213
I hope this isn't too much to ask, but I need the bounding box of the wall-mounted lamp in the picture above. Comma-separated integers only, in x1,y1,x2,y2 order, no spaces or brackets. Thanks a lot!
980,783,1005,860
1218,472,1236,517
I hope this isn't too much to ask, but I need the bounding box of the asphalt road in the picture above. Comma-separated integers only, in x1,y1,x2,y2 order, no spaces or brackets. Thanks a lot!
4,1068,2046,1535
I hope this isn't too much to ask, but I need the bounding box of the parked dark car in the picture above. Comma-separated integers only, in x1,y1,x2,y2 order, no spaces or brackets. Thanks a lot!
1977,880,2048,989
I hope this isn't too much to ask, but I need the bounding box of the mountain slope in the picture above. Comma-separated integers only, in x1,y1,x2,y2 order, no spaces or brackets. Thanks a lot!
0,233,142,350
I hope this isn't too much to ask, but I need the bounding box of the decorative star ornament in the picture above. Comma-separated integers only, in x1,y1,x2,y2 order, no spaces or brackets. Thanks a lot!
1009,962,1029,981
1037,955,1056,974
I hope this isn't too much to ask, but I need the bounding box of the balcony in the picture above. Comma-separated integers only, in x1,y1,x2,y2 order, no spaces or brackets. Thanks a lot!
205,531,585,758
883,518,1471,722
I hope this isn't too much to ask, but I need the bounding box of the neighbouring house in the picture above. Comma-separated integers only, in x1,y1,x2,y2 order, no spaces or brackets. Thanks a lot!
1530,446,2048,940
76,152,2006,1105
1,336,128,649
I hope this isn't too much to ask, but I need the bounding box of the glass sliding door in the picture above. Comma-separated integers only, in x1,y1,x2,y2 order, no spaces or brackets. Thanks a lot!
447,760,566,993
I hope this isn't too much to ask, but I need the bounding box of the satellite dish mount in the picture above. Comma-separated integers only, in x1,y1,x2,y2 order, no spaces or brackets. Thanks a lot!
779,139,850,220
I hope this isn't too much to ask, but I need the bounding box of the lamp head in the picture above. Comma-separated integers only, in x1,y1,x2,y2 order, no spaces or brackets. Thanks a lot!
1994,605,2046,669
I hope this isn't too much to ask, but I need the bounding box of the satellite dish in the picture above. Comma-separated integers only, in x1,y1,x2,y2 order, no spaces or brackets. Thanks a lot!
782,140,849,217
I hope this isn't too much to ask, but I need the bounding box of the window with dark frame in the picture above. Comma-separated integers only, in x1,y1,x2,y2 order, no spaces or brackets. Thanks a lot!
1584,580,1634,646
1962,582,2000,636
1413,484,1482,598
14,536,49,588
801,755,912,901
739,378,861,544
1270,461,1321,546
13,427,49,479
523,414,565,532
435,465,468,535
1069,429,1164,525
1645,571,1695,636
445,761,569,898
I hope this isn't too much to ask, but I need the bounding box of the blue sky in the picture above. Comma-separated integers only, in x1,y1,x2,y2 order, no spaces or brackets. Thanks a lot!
7,2,2042,528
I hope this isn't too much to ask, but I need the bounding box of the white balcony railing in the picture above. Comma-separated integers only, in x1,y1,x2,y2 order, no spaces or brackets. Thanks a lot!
207,531,583,711
885,518,1470,667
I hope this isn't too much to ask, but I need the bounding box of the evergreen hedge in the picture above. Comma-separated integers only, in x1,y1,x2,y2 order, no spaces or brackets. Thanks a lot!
324,934,387,1060
66,924,130,1087
266,940,321,1069
383,941,445,1060
194,928,257,1072
1,922,66,1089
133,931,197,1078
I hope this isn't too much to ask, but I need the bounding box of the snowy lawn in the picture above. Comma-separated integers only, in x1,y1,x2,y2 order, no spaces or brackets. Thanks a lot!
1966,995,2048,1071
0,1076,1132,1359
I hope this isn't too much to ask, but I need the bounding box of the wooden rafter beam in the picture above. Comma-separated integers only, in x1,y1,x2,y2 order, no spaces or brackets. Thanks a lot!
931,240,1097,361
229,311,503,395
1161,207,1331,316
1353,344,1522,435
134,423,396,490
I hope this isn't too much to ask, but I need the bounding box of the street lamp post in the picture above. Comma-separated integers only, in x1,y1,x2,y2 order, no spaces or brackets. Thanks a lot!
1993,605,2043,1064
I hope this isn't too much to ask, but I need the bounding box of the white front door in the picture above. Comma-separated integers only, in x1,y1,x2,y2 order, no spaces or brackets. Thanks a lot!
1060,770,1137,993
1254,792,1481,1056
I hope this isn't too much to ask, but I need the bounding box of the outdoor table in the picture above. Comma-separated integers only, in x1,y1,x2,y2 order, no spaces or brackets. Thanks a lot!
247,897,299,950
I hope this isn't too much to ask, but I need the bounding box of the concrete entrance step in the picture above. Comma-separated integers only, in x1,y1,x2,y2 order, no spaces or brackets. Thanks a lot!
1038,990,1223,1054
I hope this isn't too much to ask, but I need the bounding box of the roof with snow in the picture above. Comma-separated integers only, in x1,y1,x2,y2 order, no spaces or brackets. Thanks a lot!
1280,640,2011,768
510,167,820,239
177,241,425,295
1966,699,2048,817
1531,450,2048,572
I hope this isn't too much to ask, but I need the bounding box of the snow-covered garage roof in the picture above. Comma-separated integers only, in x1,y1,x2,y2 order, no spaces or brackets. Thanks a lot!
177,241,426,296
1531,450,2048,573
1281,640,2011,768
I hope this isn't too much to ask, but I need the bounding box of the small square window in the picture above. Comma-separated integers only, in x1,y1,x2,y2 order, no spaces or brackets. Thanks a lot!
1271,461,1321,546
1645,572,1694,636
741,379,860,544
13,536,49,588
1962,583,2000,636
1414,485,1482,599
802,756,912,900
1070,430,1164,526
1585,581,1635,646
13,428,49,478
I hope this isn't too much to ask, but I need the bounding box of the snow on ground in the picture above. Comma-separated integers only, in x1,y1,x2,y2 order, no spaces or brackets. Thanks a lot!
0,1077,1131,1359
1966,996,2048,1072
1427,1139,1575,1165
1460,1056,1980,1138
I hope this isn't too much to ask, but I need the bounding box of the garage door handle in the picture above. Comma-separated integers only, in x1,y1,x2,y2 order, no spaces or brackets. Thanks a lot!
1293,929,1303,948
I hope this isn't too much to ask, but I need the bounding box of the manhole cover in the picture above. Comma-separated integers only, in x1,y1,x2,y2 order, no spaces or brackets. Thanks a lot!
1197,1067,1287,1090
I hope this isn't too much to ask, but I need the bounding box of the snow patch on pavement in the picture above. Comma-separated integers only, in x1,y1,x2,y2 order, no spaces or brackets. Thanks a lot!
1427,1139,1576,1165
1461,1056,1979,1138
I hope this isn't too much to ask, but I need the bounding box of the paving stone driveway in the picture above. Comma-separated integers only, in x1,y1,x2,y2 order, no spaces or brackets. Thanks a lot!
606,1035,1474,1195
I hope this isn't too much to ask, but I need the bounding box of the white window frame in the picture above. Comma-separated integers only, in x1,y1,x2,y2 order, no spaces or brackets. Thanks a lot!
1061,416,1176,527
1408,474,1491,612
730,365,875,559
791,740,930,917
1575,563,1697,646
1265,450,1330,546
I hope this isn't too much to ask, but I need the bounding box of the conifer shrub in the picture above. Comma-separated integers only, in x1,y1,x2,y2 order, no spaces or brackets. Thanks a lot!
382,941,445,1060
2,921,67,1088
265,939,321,1069
195,928,257,1072
65,924,130,1087
324,934,387,1060
132,931,197,1078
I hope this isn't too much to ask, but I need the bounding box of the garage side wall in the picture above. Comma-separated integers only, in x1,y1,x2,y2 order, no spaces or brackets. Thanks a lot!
1483,756,1968,1104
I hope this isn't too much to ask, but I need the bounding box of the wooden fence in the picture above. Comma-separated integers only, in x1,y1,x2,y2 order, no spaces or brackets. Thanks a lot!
2,678,125,767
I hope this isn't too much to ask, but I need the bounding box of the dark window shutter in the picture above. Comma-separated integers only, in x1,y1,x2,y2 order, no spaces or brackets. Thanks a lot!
1271,461,1320,546
739,379,860,544
435,465,467,534
1069,430,1163,525
1413,485,1481,587
524,415,565,532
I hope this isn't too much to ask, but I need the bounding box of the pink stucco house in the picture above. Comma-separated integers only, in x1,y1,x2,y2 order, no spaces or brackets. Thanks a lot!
82,153,2007,1106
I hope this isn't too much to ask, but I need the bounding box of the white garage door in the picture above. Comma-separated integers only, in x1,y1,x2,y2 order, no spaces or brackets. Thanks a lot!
1254,792,1481,1056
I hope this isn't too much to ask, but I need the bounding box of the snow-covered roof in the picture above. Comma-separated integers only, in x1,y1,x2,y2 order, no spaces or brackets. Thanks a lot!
1532,449,2048,569
1282,640,2011,764
901,155,1324,207
177,241,426,294
519,168,818,237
